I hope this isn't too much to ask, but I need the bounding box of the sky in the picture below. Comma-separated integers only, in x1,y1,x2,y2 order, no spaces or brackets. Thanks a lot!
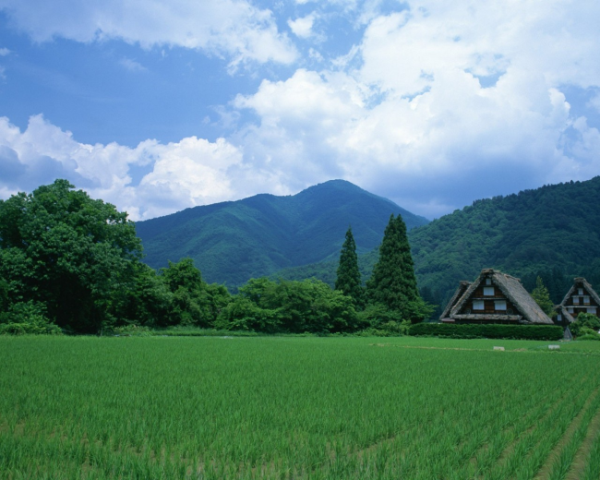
0,0,599,221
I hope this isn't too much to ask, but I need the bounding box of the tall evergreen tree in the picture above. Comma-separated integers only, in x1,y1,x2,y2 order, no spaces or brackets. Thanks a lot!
366,214,431,323
531,276,556,318
335,227,363,307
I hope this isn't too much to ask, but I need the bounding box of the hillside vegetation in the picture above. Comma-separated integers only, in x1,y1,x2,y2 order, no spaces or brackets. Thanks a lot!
410,177,600,307
136,180,428,288
278,177,600,315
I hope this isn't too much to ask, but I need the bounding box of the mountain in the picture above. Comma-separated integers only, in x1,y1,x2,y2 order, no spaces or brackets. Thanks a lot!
410,177,600,305
136,180,429,288
278,177,600,314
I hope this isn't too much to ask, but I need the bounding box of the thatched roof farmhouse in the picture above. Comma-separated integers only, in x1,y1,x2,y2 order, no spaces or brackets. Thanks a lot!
555,277,600,325
440,268,553,325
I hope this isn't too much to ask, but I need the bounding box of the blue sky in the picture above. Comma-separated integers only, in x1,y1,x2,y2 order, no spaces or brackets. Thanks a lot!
1,0,599,220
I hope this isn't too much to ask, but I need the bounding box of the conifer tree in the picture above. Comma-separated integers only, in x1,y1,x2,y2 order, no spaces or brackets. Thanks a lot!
366,214,431,323
335,227,363,307
531,276,556,318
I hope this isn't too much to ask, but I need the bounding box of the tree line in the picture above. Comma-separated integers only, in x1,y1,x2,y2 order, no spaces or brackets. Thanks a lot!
0,180,431,335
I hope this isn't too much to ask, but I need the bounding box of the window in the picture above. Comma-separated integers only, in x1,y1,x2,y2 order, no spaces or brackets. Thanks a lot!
584,296,590,305
483,287,494,296
573,296,580,305
473,300,484,310
578,288,584,295
587,307,597,314
495,300,507,311
568,307,574,313
485,278,492,286
557,314,563,321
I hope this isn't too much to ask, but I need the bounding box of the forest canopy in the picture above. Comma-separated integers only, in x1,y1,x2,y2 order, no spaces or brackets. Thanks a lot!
0,180,428,335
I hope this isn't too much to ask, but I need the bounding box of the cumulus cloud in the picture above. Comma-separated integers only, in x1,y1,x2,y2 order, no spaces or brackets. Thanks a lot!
288,14,317,39
0,115,257,220
231,0,600,216
0,47,10,56
0,0,297,68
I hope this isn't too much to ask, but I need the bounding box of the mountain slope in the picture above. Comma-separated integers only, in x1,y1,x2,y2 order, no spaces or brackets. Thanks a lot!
410,177,600,305
136,180,429,288
276,177,600,313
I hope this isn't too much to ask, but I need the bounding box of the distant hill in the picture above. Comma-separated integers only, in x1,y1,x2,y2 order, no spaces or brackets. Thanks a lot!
136,180,429,288
278,177,600,314
410,177,600,306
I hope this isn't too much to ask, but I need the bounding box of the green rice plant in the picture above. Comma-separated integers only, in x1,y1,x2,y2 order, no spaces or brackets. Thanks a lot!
1,335,599,479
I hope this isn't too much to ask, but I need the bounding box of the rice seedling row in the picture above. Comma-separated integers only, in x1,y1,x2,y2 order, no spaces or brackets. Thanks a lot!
1,336,599,479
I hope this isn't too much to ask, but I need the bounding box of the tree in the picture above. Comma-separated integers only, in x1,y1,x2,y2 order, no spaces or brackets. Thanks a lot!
530,276,556,318
366,214,432,323
335,227,363,308
159,258,231,328
217,277,359,334
0,180,142,333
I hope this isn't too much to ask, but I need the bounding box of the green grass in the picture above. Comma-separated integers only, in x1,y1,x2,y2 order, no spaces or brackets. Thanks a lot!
1,336,599,479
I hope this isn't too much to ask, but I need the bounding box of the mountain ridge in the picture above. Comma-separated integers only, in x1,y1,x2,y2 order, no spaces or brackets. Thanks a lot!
136,179,429,288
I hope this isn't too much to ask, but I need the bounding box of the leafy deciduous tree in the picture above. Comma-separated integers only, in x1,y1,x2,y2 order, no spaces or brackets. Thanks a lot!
0,180,142,333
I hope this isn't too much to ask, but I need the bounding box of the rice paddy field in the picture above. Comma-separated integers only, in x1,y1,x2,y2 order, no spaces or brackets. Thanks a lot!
1,336,600,479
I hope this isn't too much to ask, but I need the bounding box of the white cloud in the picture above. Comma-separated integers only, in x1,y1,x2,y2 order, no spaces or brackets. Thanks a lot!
288,14,316,39
0,0,297,68
119,58,147,73
0,47,10,56
0,115,255,220
230,0,600,216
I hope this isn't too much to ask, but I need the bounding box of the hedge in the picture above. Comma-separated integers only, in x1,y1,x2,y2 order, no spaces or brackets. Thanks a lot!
409,323,564,340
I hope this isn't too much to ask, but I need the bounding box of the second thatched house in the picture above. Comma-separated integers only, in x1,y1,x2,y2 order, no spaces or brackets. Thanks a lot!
440,268,553,325
555,277,600,325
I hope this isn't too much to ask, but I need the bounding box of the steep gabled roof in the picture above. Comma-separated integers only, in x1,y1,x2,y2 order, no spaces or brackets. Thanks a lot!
559,277,600,308
555,277,600,324
439,281,470,321
449,268,553,325
556,304,576,324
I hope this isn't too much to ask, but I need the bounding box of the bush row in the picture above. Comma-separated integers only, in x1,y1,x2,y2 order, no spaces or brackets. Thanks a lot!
409,323,564,340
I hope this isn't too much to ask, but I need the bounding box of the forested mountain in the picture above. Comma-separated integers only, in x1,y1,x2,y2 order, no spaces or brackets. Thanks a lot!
136,180,429,288
411,177,600,307
279,177,600,314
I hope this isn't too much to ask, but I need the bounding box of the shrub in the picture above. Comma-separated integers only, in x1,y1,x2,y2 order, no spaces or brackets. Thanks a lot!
409,323,564,340
571,313,600,337
0,301,62,335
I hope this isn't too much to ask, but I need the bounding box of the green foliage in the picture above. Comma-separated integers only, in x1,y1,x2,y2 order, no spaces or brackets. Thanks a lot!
531,276,556,317
409,323,564,340
0,301,62,335
571,313,600,337
576,329,600,341
335,227,364,307
117,259,231,329
137,180,428,289
410,177,600,308
366,214,433,323
217,277,360,334
0,180,142,333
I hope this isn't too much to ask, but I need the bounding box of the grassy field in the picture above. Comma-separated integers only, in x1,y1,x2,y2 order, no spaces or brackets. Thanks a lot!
1,336,600,479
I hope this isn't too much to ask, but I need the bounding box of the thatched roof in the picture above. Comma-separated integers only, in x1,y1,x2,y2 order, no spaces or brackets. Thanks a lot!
439,280,470,321
559,277,600,308
449,268,553,325
555,277,600,324
555,305,576,324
